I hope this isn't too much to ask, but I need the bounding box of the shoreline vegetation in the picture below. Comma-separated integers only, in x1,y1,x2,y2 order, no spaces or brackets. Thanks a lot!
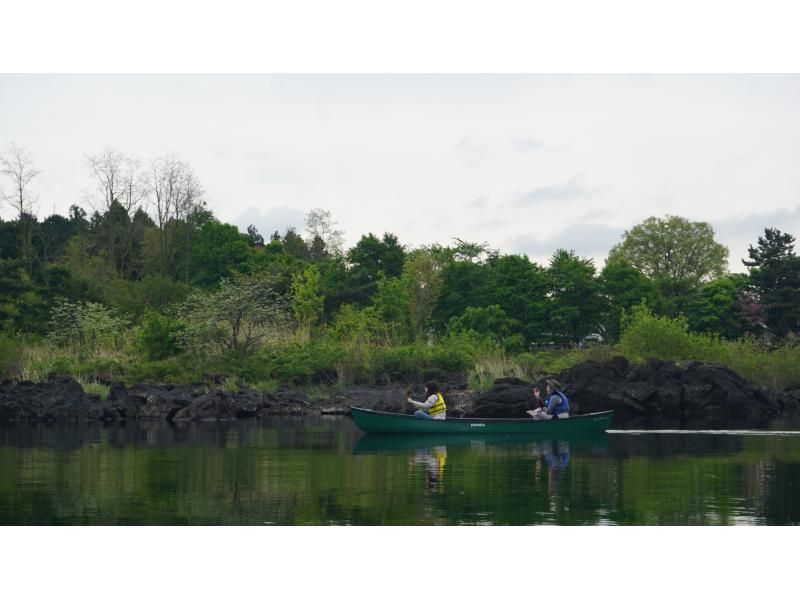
2,146,800,414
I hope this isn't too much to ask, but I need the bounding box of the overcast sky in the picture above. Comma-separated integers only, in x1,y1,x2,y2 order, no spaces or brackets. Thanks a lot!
1,74,799,272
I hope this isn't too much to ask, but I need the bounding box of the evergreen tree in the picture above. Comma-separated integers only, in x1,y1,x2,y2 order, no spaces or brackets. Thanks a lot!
743,228,800,337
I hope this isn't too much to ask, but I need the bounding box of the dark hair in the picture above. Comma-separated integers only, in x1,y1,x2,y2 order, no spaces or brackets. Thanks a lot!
424,381,440,394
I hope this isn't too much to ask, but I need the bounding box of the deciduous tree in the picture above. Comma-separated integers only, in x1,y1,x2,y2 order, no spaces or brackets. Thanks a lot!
609,215,729,285
1,143,41,272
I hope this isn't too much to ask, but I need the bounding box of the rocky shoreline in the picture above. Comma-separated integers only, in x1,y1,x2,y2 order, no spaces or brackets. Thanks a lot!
2,357,800,427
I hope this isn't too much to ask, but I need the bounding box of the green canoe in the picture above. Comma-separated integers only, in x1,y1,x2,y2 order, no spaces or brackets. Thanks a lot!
350,406,614,435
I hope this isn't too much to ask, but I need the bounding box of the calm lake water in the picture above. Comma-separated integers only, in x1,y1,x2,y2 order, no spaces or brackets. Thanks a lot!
1,416,800,525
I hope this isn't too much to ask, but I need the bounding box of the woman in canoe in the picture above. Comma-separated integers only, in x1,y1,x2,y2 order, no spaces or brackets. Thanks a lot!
406,382,447,420
527,378,570,420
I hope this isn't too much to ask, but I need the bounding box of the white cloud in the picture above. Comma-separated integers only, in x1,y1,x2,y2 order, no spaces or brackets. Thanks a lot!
512,136,543,152
514,174,604,206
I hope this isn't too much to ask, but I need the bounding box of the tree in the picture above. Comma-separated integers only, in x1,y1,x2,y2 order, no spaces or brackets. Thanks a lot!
47,298,128,355
683,274,748,339
190,220,252,287
484,254,549,345
402,249,446,339
291,265,324,343
431,259,491,331
177,276,289,357
371,275,413,341
149,154,205,278
742,228,800,337
85,148,148,215
246,224,264,247
598,257,662,342
743,228,796,268
282,227,311,261
345,233,406,305
305,208,344,255
84,149,153,279
609,215,729,285
1,143,41,272
34,214,73,263
547,249,604,344
448,304,523,351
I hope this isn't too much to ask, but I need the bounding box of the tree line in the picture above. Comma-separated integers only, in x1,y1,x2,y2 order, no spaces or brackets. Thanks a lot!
1,142,799,385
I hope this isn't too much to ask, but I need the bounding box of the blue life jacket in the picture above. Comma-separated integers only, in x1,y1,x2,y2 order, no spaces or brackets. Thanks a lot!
544,390,570,415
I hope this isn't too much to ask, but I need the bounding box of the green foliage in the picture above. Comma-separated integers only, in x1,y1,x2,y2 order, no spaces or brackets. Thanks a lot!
371,275,413,342
485,254,549,345
126,357,198,384
190,220,252,287
447,305,524,352
46,298,129,355
345,233,406,305
177,276,290,358
598,257,662,342
431,259,490,330
547,249,603,343
616,304,800,393
684,275,746,338
609,215,729,285
102,275,192,321
80,381,110,401
253,341,343,385
136,311,185,360
402,249,446,339
742,228,800,338
618,304,697,362
291,264,324,343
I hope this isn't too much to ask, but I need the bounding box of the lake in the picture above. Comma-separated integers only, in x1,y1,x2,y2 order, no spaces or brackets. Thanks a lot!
1,416,800,525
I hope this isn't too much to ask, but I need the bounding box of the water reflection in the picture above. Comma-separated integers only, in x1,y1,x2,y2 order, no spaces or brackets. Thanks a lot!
1,419,800,525
411,446,447,494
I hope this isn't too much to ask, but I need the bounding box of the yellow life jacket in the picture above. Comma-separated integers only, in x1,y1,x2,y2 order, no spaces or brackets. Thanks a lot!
427,392,447,415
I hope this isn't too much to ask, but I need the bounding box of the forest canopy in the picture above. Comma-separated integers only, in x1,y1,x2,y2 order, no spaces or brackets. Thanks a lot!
2,143,799,390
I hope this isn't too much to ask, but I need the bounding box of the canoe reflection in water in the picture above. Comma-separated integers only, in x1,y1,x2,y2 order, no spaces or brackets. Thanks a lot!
410,445,447,493
531,440,571,471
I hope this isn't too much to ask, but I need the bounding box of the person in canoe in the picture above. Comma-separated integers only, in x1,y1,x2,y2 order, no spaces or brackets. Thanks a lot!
406,382,447,420
526,378,570,420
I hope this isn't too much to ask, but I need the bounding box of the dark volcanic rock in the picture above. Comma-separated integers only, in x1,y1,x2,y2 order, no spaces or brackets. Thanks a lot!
678,361,779,424
135,385,195,421
0,376,103,421
466,377,535,418
0,360,791,427
172,390,240,421
558,358,782,425
337,386,410,414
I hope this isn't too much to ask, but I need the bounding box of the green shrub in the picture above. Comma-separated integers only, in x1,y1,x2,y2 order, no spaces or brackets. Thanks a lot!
136,311,185,361
428,342,475,373
618,304,697,362
255,341,343,385
378,345,427,381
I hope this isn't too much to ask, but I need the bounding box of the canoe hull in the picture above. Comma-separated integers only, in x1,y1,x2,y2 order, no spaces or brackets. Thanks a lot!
350,407,613,435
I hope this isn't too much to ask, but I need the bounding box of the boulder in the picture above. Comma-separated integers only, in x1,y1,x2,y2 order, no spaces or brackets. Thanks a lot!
678,362,779,424
466,377,534,418
0,376,106,421
172,390,240,421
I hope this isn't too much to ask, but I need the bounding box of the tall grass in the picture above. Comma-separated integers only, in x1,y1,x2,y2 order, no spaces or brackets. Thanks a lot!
79,379,110,401
10,307,800,396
